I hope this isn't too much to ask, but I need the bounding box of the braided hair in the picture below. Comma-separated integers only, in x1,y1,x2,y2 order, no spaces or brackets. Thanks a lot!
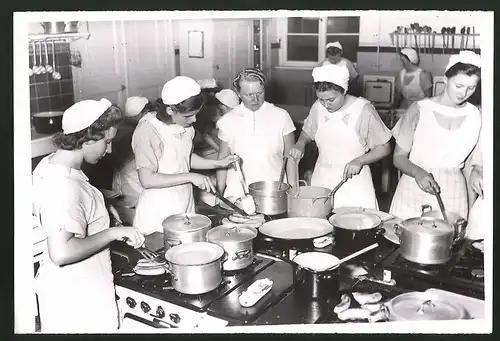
232,68,266,92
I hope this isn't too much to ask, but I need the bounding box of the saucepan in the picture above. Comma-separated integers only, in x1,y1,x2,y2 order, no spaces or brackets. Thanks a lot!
420,204,467,240
162,213,212,251
31,111,64,134
286,181,334,219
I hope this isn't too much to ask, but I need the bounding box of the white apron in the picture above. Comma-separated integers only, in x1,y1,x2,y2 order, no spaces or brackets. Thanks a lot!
466,197,484,240
224,106,287,198
399,68,426,109
390,100,481,220
310,98,378,209
133,118,195,235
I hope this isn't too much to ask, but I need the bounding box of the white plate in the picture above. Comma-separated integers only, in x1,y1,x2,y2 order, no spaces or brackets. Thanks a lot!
472,240,484,252
381,217,403,245
259,217,333,240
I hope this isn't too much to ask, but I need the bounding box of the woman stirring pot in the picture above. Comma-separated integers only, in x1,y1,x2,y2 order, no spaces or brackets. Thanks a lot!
32,99,145,332
216,68,297,198
132,76,237,235
289,64,392,209
390,51,482,219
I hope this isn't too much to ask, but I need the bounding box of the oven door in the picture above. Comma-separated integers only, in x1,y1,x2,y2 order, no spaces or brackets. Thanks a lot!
120,313,173,331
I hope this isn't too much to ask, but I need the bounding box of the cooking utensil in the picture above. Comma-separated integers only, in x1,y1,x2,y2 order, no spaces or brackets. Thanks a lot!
31,111,64,134
51,41,61,80
233,156,248,194
248,180,290,215
433,190,449,223
431,31,436,61
211,190,248,216
162,213,212,251
36,42,46,74
441,27,446,54
472,26,476,52
286,184,333,219
206,224,257,271
31,41,39,74
420,204,467,241
260,217,333,240
277,156,288,190
164,242,225,295
386,291,468,321
404,27,408,47
291,252,340,299
460,27,466,50
465,27,470,49
329,212,385,253
40,21,66,35
334,243,379,267
44,41,53,73
312,178,346,204
451,27,456,52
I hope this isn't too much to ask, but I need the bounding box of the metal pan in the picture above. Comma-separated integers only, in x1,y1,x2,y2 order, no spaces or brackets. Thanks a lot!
259,217,333,240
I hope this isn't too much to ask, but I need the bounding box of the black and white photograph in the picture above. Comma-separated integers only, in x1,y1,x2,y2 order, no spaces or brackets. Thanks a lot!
13,10,493,334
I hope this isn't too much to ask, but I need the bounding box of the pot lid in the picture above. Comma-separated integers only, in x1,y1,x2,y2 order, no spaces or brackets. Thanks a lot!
259,217,333,240
293,252,339,272
329,212,381,231
401,217,453,236
207,225,257,243
165,242,224,266
162,213,212,232
389,292,466,320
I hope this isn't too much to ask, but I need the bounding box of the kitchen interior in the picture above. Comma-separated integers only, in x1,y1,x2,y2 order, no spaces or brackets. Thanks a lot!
26,12,488,332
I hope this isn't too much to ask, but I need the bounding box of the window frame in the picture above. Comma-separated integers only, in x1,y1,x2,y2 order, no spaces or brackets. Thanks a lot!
278,17,360,68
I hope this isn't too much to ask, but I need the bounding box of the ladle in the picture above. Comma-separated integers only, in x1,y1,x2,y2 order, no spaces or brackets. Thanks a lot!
32,41,41,75
44,41,53,73
312,178,347,204
37,42,46,74
277,156,288,190
434,190,449,224
51,40,61,80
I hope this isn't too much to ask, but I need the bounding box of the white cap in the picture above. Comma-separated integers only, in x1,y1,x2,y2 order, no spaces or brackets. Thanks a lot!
400,48,419,64
62,98,112,134
161,76,201,105
312,64,350,94
326,41,342,50
445,51,481,72
197,78,218,89
124,96,148,117
215,89,240,109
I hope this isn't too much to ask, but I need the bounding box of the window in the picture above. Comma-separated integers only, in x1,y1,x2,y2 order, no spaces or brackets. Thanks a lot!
279,16,360,67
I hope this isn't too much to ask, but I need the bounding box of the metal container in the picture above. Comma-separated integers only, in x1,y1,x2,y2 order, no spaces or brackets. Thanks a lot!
329,212,385,253
286,185,333,218
164,242,225,295
31,111,63,134
248,181,290,215
394,216,458,265
386,291,468,321
162,213,212,251
291,252,340,300
420,204,467,240
40,22,66,34
206,224,258,271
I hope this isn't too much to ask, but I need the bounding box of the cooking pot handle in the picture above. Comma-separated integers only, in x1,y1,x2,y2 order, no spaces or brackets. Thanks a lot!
420,204,433,214
163,263,177,282
452,218,468,244
167,239,182,248
261,236,274,243
393,224,401,237
375,227,386,236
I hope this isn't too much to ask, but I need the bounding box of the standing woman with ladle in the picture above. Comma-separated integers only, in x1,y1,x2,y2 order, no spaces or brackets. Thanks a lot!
289,64,392,209
389,51,482,220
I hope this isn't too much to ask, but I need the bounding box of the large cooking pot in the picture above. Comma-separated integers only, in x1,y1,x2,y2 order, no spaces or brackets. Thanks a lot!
286,184,333,218
162,213,212,251
206,224,258,271
393,215,460,265
248,181,290,215
329,212,385,253
386,291,468,321
164,242,225,295
290,252,340,300
258,217,333,258
40,21,80,34
31,111,64,134
420,204,467,240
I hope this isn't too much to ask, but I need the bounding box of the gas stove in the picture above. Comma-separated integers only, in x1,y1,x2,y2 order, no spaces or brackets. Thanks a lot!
380,240,484,300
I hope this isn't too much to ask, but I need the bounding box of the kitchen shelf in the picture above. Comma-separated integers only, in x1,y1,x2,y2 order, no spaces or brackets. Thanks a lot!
28,22,91,43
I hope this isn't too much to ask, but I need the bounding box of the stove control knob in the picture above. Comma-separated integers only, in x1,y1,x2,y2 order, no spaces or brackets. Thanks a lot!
169,313,181,324
126,297,136,308
140,301,151,313
156,306,165,319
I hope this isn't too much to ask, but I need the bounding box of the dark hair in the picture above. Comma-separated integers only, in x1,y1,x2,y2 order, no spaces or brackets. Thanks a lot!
468,79,481,106
314,81,346,94
53,105,123,150
233,68,266,92
398,52,411,62
444,62,481,79
326,47,342,57
155,93,204,124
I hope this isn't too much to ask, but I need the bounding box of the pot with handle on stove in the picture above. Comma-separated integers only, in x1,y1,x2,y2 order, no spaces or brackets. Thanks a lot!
162,213,212,251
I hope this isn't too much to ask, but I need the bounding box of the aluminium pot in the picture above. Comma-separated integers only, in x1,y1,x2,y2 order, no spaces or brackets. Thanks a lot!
328,212,385,253
286,185,333,219
291,252,340,300
393,215,460,265
420,204,467,240
206,224,258,271
248,181,290,215
386,291,468,321
31,111,64,134
164,242,225,295
162,213,212,251
40,21,80,34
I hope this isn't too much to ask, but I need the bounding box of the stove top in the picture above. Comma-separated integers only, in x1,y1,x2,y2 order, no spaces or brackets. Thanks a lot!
381,240,484,299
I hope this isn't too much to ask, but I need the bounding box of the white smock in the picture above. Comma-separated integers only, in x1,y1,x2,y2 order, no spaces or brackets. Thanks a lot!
465,131,484,240
217,102,296,198
310,98,379,209
32,155,119,333
390,99,481,219
133,113,195,235
399,68,426,108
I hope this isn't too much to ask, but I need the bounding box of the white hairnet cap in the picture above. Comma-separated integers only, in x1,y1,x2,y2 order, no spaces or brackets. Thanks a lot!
312,64,350,94
161,76,201,105
400,48,419,64
215,89,240,108
445,51,481,72
124,96,148,117
326,41,342,50
62,98,112,134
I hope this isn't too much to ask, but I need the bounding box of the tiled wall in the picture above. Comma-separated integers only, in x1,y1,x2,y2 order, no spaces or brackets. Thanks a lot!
29,42,74,114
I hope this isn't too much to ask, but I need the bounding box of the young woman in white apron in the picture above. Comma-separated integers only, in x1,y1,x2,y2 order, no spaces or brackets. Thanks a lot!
289,64,392,209
32,99,145,333
216,69,297,198
132,77,237,235
319,42,360,96
395,48,433,110
390,51,482,220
